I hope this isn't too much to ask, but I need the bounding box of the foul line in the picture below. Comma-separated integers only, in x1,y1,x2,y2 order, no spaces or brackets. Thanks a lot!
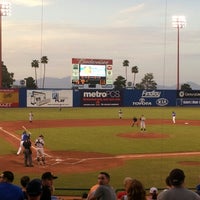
66,151,200,165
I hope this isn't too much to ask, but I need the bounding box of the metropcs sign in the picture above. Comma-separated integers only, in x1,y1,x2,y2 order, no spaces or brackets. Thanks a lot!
83,90,120,98
81,90,121,107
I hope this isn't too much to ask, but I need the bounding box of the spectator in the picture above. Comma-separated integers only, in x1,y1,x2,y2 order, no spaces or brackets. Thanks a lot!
196,184,200,196
26,178,42,200
82,192,88,199
157,176,172,200
160,168,200,200
87,184,99,200
149,187,158,200
20,175,30,200
40,172,58,200
0,170,24,200
89,171,117,200
117,177,133,200
127,179,146,200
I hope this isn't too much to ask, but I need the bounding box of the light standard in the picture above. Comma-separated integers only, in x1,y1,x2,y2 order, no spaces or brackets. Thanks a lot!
0,2,11,88
172,15,186,90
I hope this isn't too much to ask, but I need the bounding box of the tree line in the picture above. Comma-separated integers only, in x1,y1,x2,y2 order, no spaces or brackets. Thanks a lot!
113,59,192,91
1,58,193,90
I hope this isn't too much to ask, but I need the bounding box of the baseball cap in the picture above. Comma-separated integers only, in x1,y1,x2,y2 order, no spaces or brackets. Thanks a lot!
149,187,158,194
39,134,44,138
169,168,185,186
41,172,58,180
26,179,42,197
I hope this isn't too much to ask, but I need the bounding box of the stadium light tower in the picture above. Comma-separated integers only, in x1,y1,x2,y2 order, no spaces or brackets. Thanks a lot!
172,15,186,90
0,2,11,88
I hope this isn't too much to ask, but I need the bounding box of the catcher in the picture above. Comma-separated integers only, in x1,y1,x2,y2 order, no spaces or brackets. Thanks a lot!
35,134,45,165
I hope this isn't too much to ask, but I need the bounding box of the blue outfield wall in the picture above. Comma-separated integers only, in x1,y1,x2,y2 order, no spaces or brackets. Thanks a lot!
123,90,177,107
1,88,200,108
19,88,27,107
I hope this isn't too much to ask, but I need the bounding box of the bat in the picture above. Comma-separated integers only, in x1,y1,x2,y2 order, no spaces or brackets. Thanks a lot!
22,126,32,135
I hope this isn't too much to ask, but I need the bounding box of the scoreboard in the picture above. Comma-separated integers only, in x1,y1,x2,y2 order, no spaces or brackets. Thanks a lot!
72,58,113,85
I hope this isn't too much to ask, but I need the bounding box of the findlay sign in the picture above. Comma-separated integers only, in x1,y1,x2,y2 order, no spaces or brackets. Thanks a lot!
81,90,122,107
132,90,170,107
123,90,176,107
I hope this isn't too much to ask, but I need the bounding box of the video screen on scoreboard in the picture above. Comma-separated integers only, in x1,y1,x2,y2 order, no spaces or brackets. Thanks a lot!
80,64,106,77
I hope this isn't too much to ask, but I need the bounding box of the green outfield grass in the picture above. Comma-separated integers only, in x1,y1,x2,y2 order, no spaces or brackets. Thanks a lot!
1,107,200,120
1,107,200,195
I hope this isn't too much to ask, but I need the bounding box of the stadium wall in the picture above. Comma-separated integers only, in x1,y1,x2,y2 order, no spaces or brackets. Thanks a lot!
1,89,200,108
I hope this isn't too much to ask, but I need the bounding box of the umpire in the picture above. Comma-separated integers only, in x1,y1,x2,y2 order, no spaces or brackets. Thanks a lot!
23,134,33,167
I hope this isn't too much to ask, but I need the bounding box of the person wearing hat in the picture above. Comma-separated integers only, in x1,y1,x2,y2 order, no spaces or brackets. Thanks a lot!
0,171,24,200
161,168,200,200
157,176,172,200
40,172,58,200
35,134,45,165
149,187,158,200
23,134,33,167
26,179,42,200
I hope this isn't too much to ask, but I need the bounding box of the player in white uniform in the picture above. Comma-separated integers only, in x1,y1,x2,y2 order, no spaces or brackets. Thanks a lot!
118,109,123,119
140,115,146,132
172,111,176,124
29,111,33,123
35,135,45,165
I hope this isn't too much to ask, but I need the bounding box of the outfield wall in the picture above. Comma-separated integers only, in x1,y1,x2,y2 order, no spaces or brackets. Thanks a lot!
0,89,200,108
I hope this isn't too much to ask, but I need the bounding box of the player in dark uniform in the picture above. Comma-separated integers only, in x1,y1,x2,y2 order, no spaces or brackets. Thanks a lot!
131,117,138,127
23,134,33,167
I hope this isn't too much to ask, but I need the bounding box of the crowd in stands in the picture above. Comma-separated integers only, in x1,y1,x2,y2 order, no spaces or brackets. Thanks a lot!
0,170,58,200
1,168,200,200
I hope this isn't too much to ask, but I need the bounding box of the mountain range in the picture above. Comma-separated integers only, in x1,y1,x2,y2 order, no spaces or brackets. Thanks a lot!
14,77,200,90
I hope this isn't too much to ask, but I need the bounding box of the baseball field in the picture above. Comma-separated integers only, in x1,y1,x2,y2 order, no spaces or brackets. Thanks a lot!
0,107,200,196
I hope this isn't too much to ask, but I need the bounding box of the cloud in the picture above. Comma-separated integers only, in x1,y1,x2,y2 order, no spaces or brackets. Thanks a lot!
110,3,145,27
13,0,51,7
119,3,145,14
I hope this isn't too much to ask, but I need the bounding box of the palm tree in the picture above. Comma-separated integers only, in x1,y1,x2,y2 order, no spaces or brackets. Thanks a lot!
41,56,48,88
31,59,39,88
122,60,129,81
131,65,139,87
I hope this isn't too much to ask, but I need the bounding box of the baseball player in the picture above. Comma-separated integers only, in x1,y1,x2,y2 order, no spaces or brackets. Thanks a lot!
140,115,146,132
172,111,176,124
131,116,138,127
29,111,33,123
17,131,29,155
118,109,123,119
35,134,45,165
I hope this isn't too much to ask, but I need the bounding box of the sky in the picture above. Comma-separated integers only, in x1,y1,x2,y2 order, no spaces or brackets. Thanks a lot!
2,0,200,88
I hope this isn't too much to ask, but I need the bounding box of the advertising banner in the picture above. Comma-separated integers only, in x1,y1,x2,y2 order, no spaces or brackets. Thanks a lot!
0,89,19,108
80,90,122,107
177,90,200,98
123,90,176,107
178,99,200,106
176,91,200,106
27,90,73,107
